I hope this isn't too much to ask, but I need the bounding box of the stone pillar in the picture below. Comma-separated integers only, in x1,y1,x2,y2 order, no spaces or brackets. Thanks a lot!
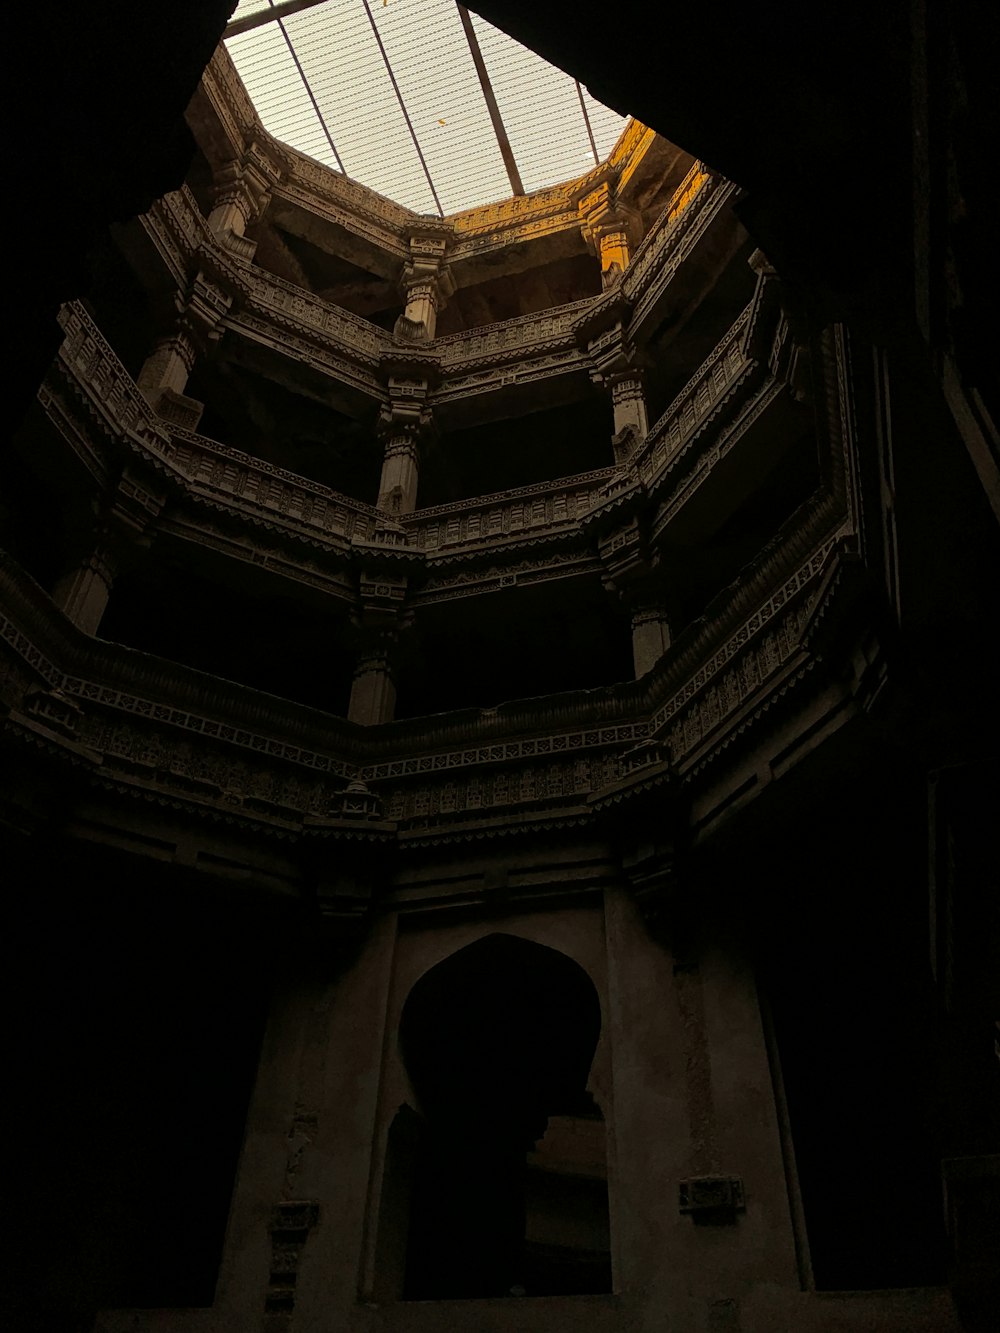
52,541,118,635
610,370,649,445
205,145,276,258
630,604,672,678
136,325,196,401
394,232,454,341
348,632,398,727
375,360,435,515
376,427,421,516
597,519,671,678
595,222,631,289
589,338,650,464
136,274,232,426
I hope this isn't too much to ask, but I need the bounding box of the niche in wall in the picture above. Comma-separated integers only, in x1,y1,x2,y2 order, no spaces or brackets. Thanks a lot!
381,933,612,1300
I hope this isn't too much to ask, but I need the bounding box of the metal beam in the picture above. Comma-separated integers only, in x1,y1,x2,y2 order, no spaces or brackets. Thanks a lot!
456,3,525,197
224,0,330,40
262,0,347,175
576,80,600,165
361,0,445,217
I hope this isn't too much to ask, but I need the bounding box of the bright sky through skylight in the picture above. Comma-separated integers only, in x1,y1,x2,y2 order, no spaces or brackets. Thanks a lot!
225,0,629,216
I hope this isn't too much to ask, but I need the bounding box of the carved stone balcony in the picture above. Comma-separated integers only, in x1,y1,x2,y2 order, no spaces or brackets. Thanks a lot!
43,288,794,610
135,161,735,425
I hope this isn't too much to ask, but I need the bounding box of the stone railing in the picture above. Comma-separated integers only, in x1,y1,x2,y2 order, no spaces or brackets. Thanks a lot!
437,298,594,369
163,428,380,546
136,171,738,421
624,170,741,335
0,504,852,841
235,260,387,362
635,303,756,488
56,305,171,459
405,469,618,555
52,297,773,572
53,303,382,551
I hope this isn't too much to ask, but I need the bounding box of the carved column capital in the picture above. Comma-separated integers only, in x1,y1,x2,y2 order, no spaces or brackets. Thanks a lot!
576,172,637,286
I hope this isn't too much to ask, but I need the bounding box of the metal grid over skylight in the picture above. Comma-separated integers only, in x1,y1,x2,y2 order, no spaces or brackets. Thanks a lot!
224,0,629,216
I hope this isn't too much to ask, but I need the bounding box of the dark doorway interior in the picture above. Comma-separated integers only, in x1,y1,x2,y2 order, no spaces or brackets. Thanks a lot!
395,933,611,1300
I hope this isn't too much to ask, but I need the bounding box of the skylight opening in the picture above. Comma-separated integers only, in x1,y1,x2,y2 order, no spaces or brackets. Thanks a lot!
224,0,629,216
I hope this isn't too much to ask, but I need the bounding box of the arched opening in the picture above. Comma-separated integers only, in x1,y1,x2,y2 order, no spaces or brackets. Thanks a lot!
394,932,611,1300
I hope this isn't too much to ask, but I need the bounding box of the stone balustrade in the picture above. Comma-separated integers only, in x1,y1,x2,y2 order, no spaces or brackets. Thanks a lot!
163,429,381,546
0,505,849,836
23,301,854,839
138,167,738,418
51,299,778,574
625,172,741,337
406,469,618,555
436,298,594,368
636,303,755,486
